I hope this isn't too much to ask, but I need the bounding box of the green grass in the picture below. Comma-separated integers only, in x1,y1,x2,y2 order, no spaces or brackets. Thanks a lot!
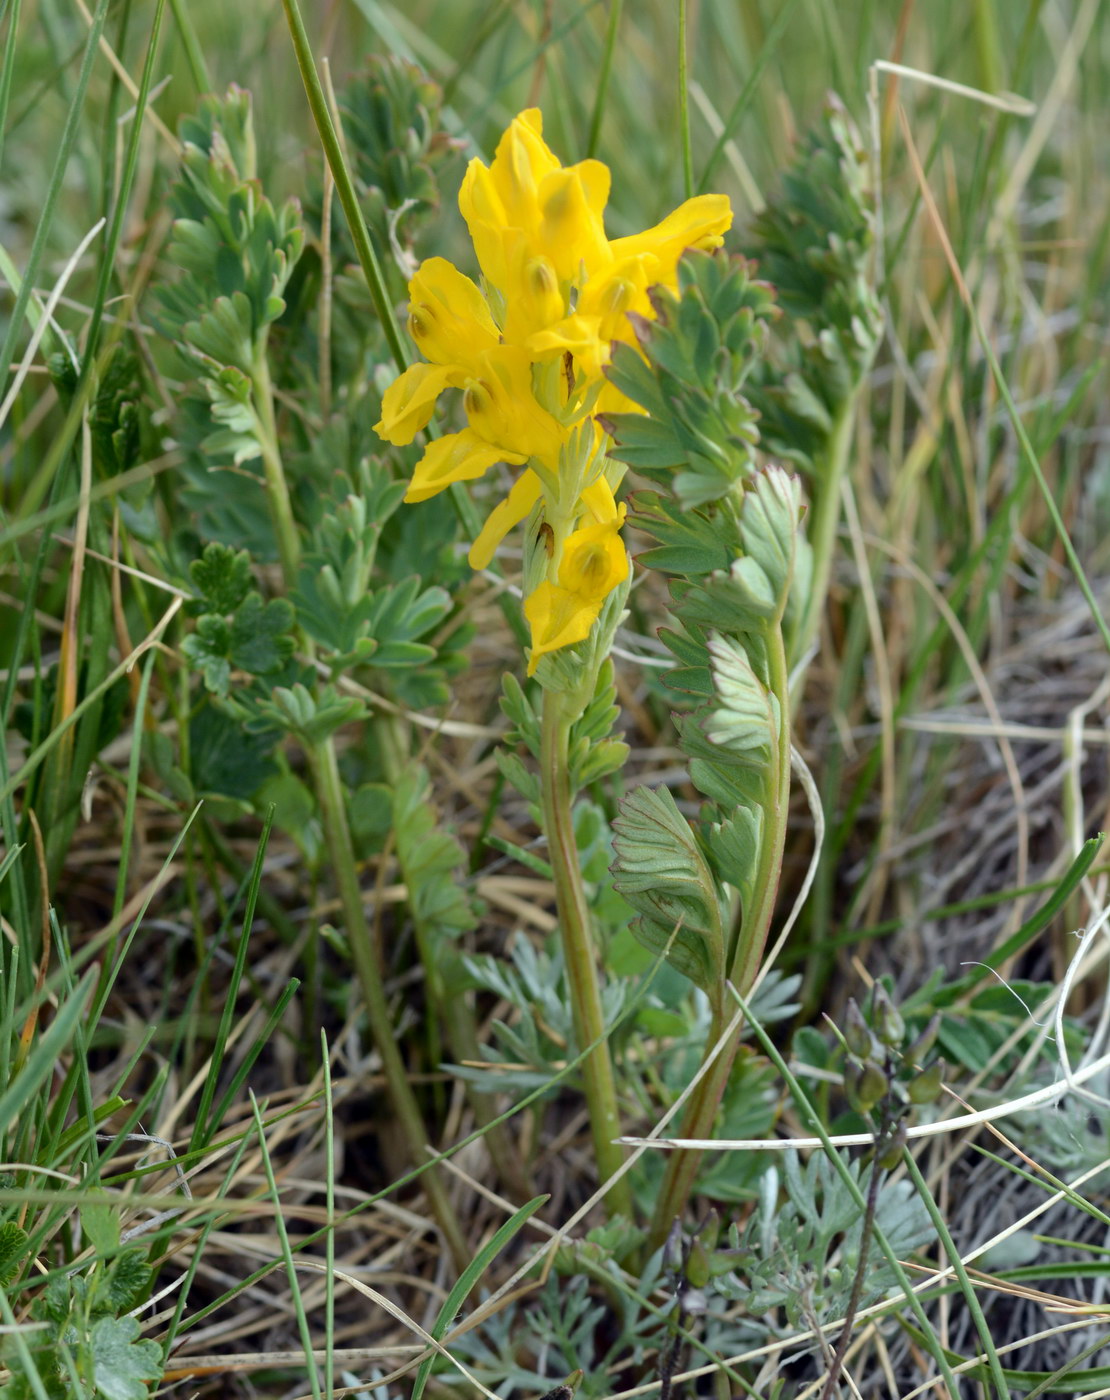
2,0,1110,1395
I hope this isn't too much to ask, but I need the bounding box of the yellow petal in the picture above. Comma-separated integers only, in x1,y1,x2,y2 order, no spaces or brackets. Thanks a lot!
579,477,620,525
536,162,611,280
526,313,607,381
524,580,602,675
467,469,543,570
408,257,499,367
557,515,628,598
577,253,657,341
459,162,511,289
462,345,566,466
490,108,560,227
404,429,526,505
609,194,733,286
375,363,452,445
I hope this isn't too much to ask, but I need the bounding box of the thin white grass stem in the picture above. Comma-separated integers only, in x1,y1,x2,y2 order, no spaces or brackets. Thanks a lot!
872,60,1036,115
0,218,105,431
618,1041,1110,1150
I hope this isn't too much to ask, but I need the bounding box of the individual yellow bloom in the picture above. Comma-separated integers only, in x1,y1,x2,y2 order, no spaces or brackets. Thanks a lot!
404,429,526,505
461,346,567,468
609,194,732,288
407,257,500,367
524,507,628,674
375,363,453,445
536,161,610,281
488,108,559,228
461,108,610,320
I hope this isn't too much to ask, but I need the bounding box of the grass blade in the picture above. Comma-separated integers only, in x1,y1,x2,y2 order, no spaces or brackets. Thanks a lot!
410,1192,548,1400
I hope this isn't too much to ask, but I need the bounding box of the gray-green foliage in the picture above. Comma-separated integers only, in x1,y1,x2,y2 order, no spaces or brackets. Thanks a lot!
719,1150,934,1330
746,94,883,473
157,88,304,461
608,265,810,1000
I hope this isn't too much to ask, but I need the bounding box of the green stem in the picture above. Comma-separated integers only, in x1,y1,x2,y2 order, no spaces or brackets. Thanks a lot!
250,359,466,1268
648,625,791,1250
540,687,633,1218
678,0,694,200
586,0,622,159
309,737,469,1272
790,401,854,676
252,352,302,585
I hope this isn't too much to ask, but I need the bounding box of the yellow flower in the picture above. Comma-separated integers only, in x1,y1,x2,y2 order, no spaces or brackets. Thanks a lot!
406,257,500,366
373,105,733,669
460,109,610,299
524,506,628,675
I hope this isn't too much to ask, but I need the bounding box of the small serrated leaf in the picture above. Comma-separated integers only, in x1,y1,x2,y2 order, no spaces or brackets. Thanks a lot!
189,542,252,614
229,594,296,676
89,1315,162,1400
611,784,726,1000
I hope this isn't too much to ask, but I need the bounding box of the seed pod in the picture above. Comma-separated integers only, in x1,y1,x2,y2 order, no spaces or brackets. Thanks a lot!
907,1058,946,1105
872,985,905,1048
877,1120,908,1170
846,1058,888,1114
844,998,873,1059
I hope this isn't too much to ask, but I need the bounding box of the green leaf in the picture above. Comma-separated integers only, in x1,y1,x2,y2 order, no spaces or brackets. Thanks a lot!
0,1221,30,1286
611,784,726,1001
410,1194,549,1400
704,633,777,757
99,1249,152,1316
88,1316,162,1400
80,1191,119,1256
249,683,366,746
392,766,476,945
188,542,252,614
229,594,296,676
189,703,278,800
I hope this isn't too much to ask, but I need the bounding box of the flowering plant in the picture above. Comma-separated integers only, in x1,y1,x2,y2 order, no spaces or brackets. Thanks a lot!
375,108,731,674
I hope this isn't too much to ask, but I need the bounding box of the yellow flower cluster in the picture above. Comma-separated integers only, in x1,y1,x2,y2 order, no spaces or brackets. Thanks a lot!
375,109,731,673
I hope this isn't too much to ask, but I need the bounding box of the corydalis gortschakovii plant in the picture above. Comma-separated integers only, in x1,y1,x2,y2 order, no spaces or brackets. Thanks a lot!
374,108,731,674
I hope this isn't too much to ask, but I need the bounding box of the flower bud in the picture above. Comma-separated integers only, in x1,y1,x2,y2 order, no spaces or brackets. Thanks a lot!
844,998,873,1059
846,1058,888,1114
872,985,905,1049
662,1220,685,1274
907,1058,946,1105
876,1121,908,1170
685,1238,710,1289
907,1013,941,1064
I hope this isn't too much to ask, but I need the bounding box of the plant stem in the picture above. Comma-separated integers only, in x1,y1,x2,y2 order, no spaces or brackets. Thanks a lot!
250,359,467,1269
252,353,303,585
819,1124,889,1400
790,401,854,679
540,686,633,1218
648,626,791,1250
309,737,468,1272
